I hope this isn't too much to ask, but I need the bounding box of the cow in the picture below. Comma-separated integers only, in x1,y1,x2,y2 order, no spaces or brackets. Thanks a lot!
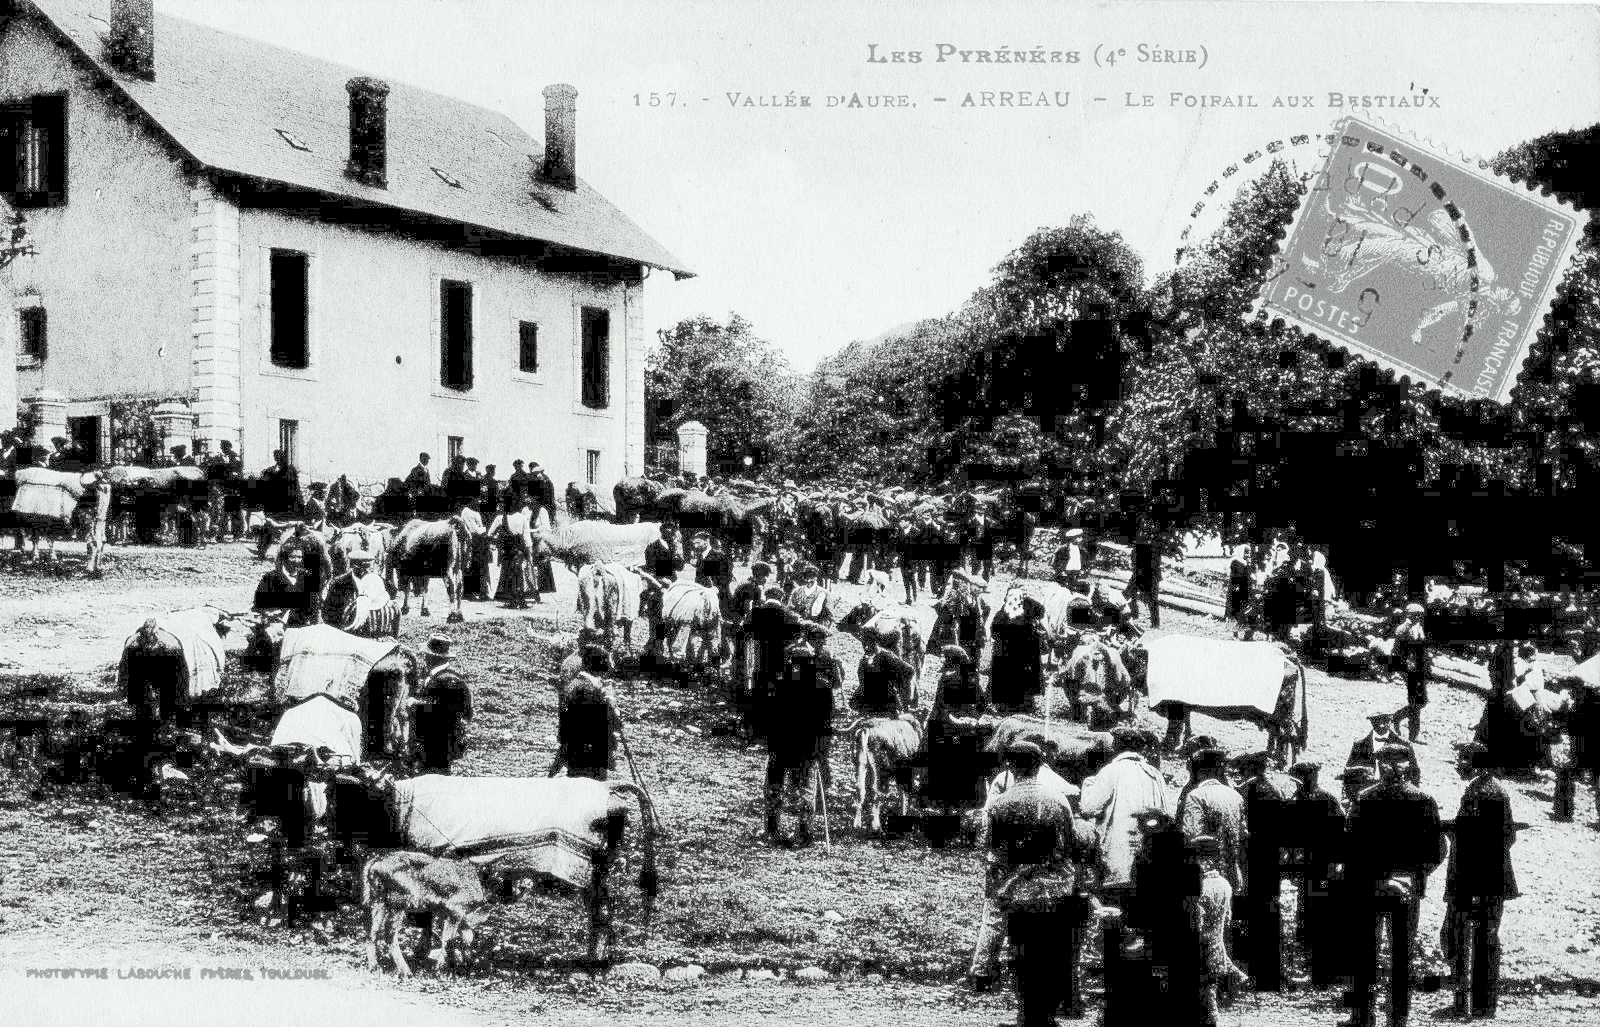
540,520,662,577
1129,634,1309,765
356,772,661,963
648,580,725,681
985,716,1117,787
836,598,928,707
388,514,481,623
329,521,394,580
1,467,112,573
849,714,924,833
576,563,646,653
612,476,666,525
1058,636,1137,729
364,851,491,977
566,482,617,522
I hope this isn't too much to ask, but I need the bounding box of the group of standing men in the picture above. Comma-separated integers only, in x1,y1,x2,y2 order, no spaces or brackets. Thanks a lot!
968,716,1521,1027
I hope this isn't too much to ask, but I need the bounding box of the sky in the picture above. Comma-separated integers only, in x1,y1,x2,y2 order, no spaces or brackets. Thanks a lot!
160,0,1600,373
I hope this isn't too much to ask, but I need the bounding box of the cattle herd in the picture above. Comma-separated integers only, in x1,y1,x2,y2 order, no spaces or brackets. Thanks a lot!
8,453,1600,1027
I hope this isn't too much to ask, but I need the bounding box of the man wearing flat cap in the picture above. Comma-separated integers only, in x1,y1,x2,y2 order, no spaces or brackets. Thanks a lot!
1180,748,1246,894
1081,726,1172,905
1343,742,1444,1027
1346,704,1420,787
980,740,1097,1022
1442,742,1519,1019
1393,602,1431,742
730,561,773,626
410,634,473,774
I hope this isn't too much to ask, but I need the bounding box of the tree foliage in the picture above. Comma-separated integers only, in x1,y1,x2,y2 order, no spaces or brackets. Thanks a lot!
645,314,801,473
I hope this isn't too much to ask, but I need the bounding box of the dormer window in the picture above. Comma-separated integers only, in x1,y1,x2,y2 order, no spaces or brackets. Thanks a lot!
275,128,311,152
0,96,68,208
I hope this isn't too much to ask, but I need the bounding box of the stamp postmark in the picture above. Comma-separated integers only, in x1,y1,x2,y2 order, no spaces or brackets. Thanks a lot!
1257,116,1587,404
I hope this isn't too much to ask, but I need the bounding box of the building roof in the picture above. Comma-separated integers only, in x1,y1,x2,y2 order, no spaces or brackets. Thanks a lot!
26,0,692,277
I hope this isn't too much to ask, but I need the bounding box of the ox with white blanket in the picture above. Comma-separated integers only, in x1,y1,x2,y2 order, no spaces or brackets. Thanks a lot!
1140,634,1308,761
274,625,414,758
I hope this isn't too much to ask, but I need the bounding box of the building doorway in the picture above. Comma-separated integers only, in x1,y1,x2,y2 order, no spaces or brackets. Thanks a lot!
66,415,101,466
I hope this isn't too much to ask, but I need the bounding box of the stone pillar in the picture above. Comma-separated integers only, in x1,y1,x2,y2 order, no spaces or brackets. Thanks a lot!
622,281,645,477
189,182,242,452
24,389,67,448
153,400,193,458
0,306,16,432
676,420,707,478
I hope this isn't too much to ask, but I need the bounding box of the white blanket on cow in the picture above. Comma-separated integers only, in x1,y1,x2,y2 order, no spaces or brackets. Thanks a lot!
274,624,402,710
605,562,643,623
1143,635,1289,717
389,775,611,890
11,467,87,519
117,606,227,701
270,694,364,761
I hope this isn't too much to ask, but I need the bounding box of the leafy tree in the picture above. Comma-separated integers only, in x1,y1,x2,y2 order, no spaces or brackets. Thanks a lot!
645,314,801,475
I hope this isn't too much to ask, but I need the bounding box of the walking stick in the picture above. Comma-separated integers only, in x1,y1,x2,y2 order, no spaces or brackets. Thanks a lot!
816,766,833,856
616,723,667,835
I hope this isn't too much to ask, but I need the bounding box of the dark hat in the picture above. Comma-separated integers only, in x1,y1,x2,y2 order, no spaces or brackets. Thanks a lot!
763,586,787,602
1288,759,1323,779
425,633,454,658
1189,747,1228,775
1235,750,1274,773
1336,764,1376,782
513,459,525,467
1002,739,1045,771
751,561,773,577
465,456,479,466
803,621,831,640
940,644,972,666
1376,743,1414,763
527,462,542,471
1111,725,1145,752
1191,834,1223,859
50,435,67,445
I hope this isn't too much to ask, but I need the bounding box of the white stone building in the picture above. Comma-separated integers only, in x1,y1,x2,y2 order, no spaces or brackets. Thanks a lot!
0,0,690,489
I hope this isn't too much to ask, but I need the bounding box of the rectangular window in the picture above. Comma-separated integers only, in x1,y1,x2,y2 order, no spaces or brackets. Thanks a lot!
440,279,473,391
447,435,464,465
586,449,601,486
518,320,539,374
0,95,67,207
580,307,609,409
278,419,299,472
18,306,46,361
269,250,309,369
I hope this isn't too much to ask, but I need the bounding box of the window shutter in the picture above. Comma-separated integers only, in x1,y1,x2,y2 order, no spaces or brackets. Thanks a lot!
461,285,473,390
35,95,65,203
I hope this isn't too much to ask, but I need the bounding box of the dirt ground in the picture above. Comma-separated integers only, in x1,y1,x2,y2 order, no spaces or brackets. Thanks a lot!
2,538,1598,1026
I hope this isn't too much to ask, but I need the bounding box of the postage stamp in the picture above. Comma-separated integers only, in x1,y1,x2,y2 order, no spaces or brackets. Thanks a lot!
1257,115,1587,404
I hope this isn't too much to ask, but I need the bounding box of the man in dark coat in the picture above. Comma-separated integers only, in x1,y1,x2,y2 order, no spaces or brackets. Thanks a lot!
404,452,431,496
694,533,737,620
1111,808,1205,1026
550,671,623,781
852,629,912,718
253,545,316,628
1127,539,1162,628
1347,705,1421,786
730,562,773,625
761,630,836,845
988,594,1046,715
739,591,807,738
527,462,557,524
1233,749,1288,987
410,634,473,774
1393,602,1431,742
479,464,500,518
506,459,532,513
1343,743,1445,1027
985,740,1098,1026
1286,758,1345,987
925,644,990,813
1553,675,1600,822
1442,742,1520,1019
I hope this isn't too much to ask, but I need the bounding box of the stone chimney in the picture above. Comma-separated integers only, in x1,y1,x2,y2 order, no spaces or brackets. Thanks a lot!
345,77,390,189
107,0,155,81
541,84,578,190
